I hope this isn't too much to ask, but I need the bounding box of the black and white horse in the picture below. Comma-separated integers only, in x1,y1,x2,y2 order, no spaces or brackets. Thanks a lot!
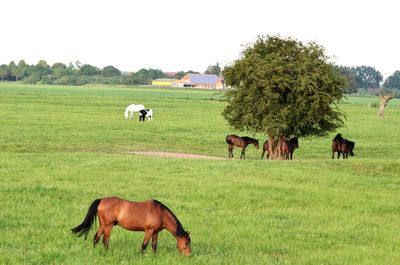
139,109,153,122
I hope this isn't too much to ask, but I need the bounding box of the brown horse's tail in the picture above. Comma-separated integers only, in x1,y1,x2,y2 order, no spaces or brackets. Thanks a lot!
226,135,232,145
71,199,101,239
348,141,355,156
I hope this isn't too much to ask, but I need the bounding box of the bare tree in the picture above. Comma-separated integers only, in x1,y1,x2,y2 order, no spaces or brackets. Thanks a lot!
377,94,394,117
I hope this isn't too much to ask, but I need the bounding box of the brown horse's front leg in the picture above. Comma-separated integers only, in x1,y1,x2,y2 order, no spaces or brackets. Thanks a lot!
228,145,234,158
151,232,158,253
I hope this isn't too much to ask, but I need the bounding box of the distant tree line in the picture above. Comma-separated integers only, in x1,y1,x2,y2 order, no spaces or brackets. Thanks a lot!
336,65,400,97
0,60,399,97
0,60,205,86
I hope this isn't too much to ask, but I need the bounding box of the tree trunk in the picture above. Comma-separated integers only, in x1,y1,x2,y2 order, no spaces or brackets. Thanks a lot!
267,136,285,160
377,94,394,117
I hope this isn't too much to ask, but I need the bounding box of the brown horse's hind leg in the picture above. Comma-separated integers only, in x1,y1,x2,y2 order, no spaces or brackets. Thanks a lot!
151,232,159,253
93,226,104,248
102,225,113,250
240,146,247,159
141,229,154,254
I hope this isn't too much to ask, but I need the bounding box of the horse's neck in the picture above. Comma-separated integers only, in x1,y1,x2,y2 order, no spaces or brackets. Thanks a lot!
163,211,177,237
163,210,183,239
243,138,253,144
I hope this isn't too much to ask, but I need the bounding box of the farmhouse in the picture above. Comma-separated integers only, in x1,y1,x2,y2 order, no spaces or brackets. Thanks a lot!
151,78,179,87
172,74,224,89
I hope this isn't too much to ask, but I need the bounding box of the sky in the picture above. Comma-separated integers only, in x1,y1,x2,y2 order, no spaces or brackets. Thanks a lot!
1,0,399,78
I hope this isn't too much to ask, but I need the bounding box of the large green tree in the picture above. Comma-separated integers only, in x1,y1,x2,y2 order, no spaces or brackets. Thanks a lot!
222,36,346,159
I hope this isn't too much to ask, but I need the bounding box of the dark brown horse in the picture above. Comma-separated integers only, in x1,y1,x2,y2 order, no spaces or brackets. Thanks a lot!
71,197,191,256
332,134,355,159
281,137,299,160
226,134,259,159
261,138,299,160
261,140,270,159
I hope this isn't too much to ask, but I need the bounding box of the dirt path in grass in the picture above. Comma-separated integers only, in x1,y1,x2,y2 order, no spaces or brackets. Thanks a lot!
127,151,225,160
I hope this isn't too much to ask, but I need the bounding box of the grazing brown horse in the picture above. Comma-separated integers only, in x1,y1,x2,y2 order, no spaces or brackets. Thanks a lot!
226,134,259,159
71,197,191,256
332,134,355,159
281,137,299,160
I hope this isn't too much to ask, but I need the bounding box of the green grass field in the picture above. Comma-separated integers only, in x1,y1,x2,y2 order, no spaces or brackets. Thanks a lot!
1,83,399,264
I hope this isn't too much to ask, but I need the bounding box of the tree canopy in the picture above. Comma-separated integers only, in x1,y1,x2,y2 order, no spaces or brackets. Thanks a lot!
222,36,346,156
352,66,383,89
102,65,121,77
204,63,221,76
383,70,400,90
336,66,357,93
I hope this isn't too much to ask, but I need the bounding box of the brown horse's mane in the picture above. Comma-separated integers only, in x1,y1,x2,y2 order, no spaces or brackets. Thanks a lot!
241,136,257,143
152,200,187,237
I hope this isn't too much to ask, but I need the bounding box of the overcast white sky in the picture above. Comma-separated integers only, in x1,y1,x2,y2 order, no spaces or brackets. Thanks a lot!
1,0,399,78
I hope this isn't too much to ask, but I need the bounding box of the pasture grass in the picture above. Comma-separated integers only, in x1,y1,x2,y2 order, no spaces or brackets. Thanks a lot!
0,83,399,264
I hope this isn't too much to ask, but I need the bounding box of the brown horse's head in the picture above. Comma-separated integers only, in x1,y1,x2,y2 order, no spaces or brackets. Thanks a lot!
177,232,191,256
254,140,259,149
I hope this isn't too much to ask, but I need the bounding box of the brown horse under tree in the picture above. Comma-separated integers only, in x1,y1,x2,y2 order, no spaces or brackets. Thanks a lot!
280,137,299,160
332,134,355,159
71,196,191,256
261,138,299,160
226,134,259,159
